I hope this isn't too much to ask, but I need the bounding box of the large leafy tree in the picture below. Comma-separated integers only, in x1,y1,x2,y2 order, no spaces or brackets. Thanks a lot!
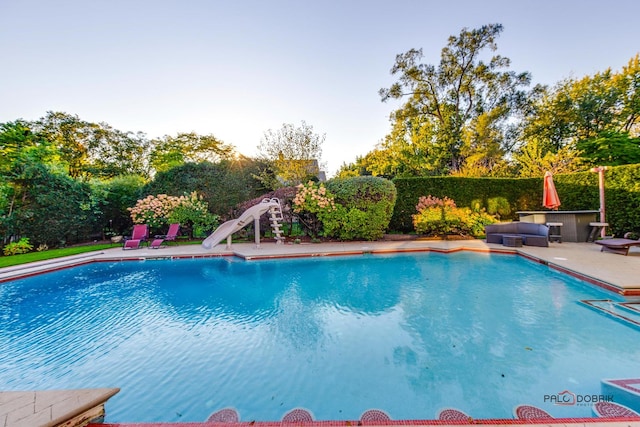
256,120,325,188
378,24,531,175
2,163,102,246
0,120,62,223
149,132,235,173
34,111,151,179
518,54,640,170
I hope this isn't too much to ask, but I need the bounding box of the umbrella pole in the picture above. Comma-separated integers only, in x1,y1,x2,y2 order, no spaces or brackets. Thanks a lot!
590,166,608,238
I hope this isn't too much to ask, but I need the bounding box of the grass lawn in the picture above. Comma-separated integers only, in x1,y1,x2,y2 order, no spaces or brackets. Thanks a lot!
0,243,117,268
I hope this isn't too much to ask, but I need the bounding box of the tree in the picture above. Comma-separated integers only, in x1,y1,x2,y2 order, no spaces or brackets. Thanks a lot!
0,120,58,176
0,120,62,227
1,163,102,246
34,111,151,179
144,159,264,218
257,121,325,187
577,131,640,166
379,24,531,174
519,54,640,163
149,132,235,173
511,138,583,177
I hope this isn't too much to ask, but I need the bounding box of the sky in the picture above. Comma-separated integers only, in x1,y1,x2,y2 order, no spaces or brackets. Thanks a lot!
1,0,639,177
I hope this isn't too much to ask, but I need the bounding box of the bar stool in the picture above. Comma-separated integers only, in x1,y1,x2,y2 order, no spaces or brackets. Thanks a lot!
546,222,563,243
587,222,608,242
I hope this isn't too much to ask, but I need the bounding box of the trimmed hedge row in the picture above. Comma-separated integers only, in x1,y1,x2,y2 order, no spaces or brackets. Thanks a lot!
391,164,640,236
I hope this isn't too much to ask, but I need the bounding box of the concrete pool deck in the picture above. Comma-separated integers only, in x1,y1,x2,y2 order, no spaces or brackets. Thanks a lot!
1,238,639,427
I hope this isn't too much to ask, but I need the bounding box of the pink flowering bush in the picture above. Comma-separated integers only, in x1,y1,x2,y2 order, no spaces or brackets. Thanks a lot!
128,192,218,236
128,194,185,228
292,181,337,237
293,181,336,213
412,195,496,237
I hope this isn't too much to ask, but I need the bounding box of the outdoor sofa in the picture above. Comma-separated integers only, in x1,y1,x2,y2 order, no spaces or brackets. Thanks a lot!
484,222,549,247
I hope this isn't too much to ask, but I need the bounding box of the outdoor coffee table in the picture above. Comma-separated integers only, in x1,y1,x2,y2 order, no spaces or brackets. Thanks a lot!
503,235,523,247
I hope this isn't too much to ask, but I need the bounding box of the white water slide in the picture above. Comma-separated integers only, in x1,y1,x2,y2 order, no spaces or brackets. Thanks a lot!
202,198,283,249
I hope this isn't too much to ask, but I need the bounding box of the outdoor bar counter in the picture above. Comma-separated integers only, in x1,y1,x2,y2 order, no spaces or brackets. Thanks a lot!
516,210,600,242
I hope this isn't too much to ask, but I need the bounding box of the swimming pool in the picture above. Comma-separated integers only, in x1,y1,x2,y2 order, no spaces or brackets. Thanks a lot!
1,252,638,422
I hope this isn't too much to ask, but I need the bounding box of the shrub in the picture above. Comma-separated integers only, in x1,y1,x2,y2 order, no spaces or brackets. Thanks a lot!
128,191,218,237
128,194,184,228
324,176,397,240
412,195,497,237
3,237,33,256
168,192,219,238
292,181,337,237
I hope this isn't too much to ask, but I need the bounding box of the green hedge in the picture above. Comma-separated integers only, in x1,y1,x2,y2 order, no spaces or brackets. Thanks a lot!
325,176,397,240
390,177,540,231
391,164,640,236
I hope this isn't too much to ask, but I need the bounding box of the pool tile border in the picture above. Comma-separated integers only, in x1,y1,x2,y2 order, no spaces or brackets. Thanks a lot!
92,416,640,427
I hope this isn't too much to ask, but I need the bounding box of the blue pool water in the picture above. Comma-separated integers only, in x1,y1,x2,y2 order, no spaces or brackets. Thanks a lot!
1,252,639,422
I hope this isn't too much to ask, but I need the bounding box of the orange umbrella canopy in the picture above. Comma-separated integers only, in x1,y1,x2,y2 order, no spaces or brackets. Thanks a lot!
543,171,561,210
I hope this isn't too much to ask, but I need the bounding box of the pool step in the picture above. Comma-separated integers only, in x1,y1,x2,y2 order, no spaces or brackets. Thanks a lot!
580,300,640,329
601,378,640,415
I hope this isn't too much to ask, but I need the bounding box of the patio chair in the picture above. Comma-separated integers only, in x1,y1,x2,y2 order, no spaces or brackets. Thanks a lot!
122,224,149,250
593,401,640,417
207,407,240,422
513,404,554,419
360,409,391,423
281,407,314,423
595,232,640,255
148,223,180,249
437,408,471,422
155,223,180,245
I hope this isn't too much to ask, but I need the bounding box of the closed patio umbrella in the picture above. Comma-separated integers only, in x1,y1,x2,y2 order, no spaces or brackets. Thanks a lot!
543,171,561,210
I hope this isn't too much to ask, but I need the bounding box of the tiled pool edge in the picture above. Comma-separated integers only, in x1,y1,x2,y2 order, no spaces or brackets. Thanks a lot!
91,417,640,427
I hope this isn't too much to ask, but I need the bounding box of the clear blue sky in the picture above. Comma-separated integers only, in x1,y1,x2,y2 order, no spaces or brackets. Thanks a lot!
1,0,639,176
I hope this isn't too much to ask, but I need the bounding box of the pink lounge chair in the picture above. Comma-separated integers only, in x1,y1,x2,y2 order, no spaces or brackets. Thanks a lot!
122,224,149,250
154,223,180,246
595,233,640,255
281,408,314,423
360,409,391,423
437,408,471,422
593,401,640,418
207,407,240,422
513,404,554,419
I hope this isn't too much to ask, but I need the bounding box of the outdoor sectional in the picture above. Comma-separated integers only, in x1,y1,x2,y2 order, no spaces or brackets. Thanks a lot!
484,222,549,247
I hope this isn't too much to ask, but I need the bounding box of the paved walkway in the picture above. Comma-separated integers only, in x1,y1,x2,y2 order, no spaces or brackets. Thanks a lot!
0,388,119,427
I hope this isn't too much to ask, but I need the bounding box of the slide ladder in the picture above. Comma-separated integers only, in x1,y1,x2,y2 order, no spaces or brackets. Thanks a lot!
268,198,284,245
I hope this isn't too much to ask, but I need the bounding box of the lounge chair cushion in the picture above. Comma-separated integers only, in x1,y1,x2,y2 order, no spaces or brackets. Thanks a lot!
123,239,141,250
150,239,165,249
